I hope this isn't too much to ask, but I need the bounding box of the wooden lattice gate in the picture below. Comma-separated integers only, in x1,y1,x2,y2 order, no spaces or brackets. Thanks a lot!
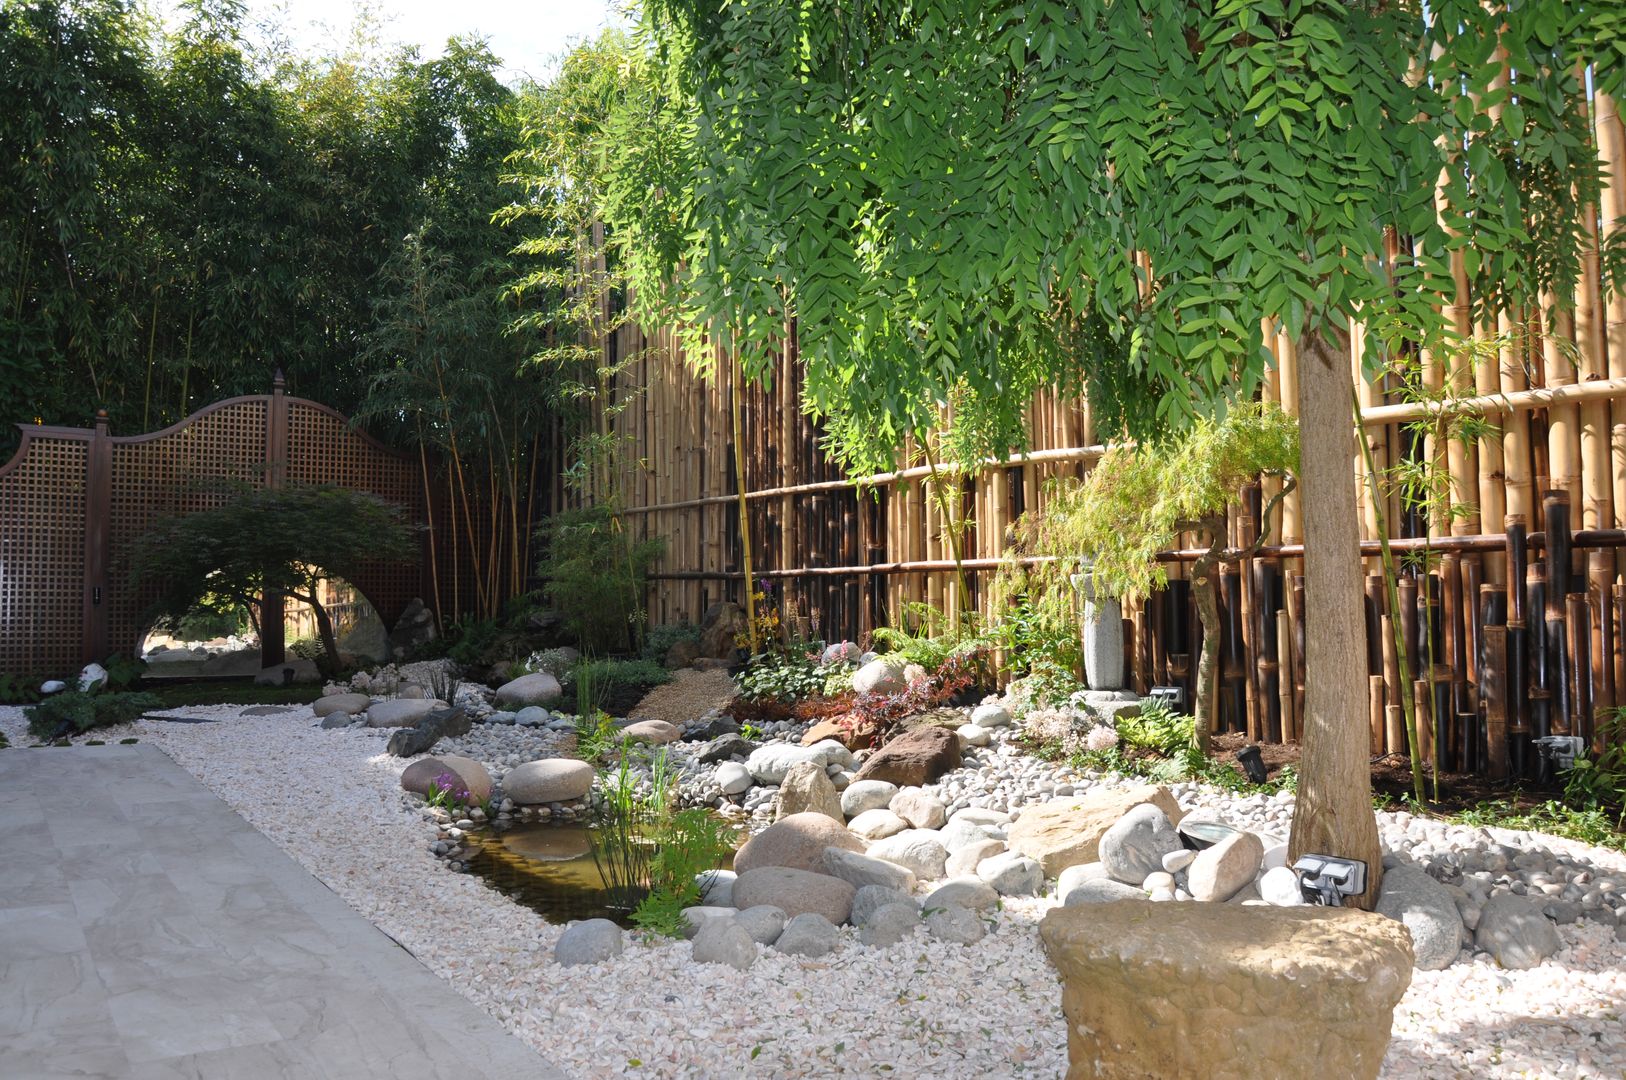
0,374,431,678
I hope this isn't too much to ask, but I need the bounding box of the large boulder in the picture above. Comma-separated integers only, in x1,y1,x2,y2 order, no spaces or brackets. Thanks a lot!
1098,804,1184,885
691,918,757,970
494,672,563,708
859,900,921,946
622,719,682,745
1040,901,1414,1080
554,919,624,966
775,761,844,821
254,658,320,686
840,779,899,818
1474,893,1563,970
853,726,961,787
503,758,596,804
386,705,471,757
867,829,949,880
889,788,948,830
801,719,867,751
846,808,908,841
401,755,493,803
745,741,853,784
733,812,866,875
1186,830,1264,903
1006,786,1185,878
977,851,1043,896
388,598,439,661
1375,865,1467,971
365,698,443,728
732,866,856,925
313,693,370,718
851,658,908,697
698,601,747,659
773,912,840,957
821,847,918,893
923,877,999,912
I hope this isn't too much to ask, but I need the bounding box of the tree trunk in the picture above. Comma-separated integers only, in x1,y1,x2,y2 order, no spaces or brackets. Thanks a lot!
1288,329,1384,909
295,594,341,671
1190,518,1226,755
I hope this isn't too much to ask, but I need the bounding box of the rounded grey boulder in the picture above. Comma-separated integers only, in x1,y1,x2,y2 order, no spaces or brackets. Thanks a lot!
926,904,986,945
503,759,595,804
859,900,921,946
1375,865,1466,971
691,918,758,970
1475,893,1562,970
733,905,788,946
774,913,840,957
851,884,914,926
1098,804,1183,884
554,919,624,966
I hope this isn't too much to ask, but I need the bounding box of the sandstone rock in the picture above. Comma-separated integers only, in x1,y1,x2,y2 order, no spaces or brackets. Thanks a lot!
978,850,1043,896
822,846,918,893
1006,786,1185,877
1474,893,1562,970
313,693,370,717
733,812,866,875
493,672,563,708
1040,902,1414,1080
732,866,856,925
774,912,840,957
868,829,950,881
386,705,471,757
840,779,899,818
692,918,757,970
401,754,493,803
923,877,999,913
1376,865,1467,971
859,900,921,946
926,904,986,945
945,838,1007,878
801,719,866,750
733,905,788,946
503,758,595,804
1099,804,1184,885
846,808,908,841
1187,830,1264,903
775,761,844,821
852,658,908,696
889,788,948,830
622,719,681,744
365,698,443,728
554,919,624,966
854,726,961,787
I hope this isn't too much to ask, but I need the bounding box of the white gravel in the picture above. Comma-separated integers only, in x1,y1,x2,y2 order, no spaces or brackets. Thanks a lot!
4,703,1623,1079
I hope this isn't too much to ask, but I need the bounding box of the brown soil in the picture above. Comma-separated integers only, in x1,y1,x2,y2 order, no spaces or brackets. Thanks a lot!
1208,731,1567,814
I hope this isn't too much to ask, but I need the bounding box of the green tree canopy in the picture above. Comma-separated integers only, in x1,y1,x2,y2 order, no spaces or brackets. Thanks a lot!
128,484,417,667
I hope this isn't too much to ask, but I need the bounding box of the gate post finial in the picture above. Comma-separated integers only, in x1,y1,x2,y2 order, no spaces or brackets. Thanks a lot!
272,367,286,393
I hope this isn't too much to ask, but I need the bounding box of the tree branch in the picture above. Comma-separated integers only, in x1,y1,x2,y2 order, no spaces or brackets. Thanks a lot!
1240,474,1298,559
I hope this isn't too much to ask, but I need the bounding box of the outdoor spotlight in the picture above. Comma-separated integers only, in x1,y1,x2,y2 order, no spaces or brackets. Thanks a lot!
1293,854,1368,907
1149,685,1186,711
1234,743,1267,785
1532,735,1584,771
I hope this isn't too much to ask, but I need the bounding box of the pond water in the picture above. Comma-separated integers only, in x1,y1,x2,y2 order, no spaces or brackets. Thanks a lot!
462,822,738,927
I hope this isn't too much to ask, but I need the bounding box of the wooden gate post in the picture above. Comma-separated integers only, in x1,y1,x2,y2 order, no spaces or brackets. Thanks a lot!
260,370,289,669
81,410,112,663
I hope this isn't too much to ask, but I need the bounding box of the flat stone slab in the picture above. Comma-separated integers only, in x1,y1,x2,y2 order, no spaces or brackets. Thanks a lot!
0,744,559,1080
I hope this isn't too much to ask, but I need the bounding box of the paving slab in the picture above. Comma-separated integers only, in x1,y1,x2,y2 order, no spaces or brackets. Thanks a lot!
0,744,562,1080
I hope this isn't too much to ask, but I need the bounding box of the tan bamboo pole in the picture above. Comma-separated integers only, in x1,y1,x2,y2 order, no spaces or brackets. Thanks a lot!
729,345,758,652
1597,93,1626,530
1544,302,1582,507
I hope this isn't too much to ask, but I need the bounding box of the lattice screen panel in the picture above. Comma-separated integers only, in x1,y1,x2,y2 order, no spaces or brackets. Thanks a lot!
285,401,425,628
0,436,88,675
106,400,270,657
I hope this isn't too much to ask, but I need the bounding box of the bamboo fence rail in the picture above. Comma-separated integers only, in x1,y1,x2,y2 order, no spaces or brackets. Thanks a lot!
567,80,1626,781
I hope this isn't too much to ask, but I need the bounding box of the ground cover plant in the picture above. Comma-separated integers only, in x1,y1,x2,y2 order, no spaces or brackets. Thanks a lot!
25,691,161,740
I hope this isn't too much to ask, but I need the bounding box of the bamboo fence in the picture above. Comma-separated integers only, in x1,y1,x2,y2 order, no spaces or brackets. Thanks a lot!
568,88,1626,781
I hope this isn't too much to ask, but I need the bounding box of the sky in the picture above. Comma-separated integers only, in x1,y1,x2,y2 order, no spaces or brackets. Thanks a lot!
164,0,628,85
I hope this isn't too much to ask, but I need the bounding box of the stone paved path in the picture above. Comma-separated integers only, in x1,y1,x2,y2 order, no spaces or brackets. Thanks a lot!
0,744,563,1079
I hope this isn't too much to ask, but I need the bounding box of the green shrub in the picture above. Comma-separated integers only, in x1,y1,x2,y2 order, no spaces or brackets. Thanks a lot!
25,691,161,739
172,607,249,641
735,650,828,704
101,653,147,690
563,658,671,716
642,622,700,662
632,808,736,937
537,506,665,654
1115,699,1193,757
0,673,42,705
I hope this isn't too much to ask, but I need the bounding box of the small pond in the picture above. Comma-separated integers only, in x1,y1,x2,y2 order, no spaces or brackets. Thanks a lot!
462,822,739,927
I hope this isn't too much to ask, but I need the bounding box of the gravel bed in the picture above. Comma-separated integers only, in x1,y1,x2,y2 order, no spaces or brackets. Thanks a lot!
3,703,1623,1078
